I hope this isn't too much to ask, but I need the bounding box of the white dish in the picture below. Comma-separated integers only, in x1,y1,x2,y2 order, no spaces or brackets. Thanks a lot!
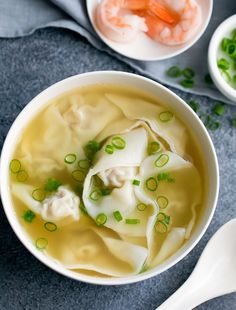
87,0,213,61
208,15,236,104
0,71,219,285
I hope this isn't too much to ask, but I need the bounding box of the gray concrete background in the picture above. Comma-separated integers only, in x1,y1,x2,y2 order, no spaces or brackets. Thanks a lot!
0,28,235,310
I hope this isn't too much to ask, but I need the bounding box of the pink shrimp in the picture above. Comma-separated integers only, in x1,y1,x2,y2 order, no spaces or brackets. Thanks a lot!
96,0,176,43
142,0,202,46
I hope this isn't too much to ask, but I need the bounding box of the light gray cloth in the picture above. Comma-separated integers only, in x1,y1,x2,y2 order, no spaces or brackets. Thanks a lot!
0,0,236,103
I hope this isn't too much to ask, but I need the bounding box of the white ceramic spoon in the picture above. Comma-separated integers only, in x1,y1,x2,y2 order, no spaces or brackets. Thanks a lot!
157,219,236,310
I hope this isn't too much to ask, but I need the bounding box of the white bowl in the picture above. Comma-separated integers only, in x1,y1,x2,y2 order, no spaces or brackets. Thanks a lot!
87,0,213,61
208,15,236,104
0,71,219,285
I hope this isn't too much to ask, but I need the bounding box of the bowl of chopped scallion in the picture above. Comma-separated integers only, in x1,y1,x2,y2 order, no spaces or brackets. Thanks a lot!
208,15,236,103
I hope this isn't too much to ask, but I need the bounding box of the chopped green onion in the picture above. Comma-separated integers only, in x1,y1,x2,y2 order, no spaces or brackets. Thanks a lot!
44,178,62,192
148,141,161,155
159,111,174,122
166,66,182,78
157,196,169,209
230,118,236,127
32,188,46,202
187,100,199,112
64,153,76,164
44,222,57,232
125,219,140,224
157,172,175,183
164,215,171,225
78,159,90,170
226,43,236,58
137,203,147,211
201,114,221,131
213,103,225,116
155,154,169,168
233,74,236,84
145,177,158,192
180,79,194,88
16,170,28,182
96,213,107,226
105,144,114,154
72,170,86,183
101,188,111,196
204,73,213,85
221,38,232,51
35,238,48,250
23,210,35,223
111,136,126,150
133,179,140,186
113,210,123,222
182,67,195,79
154,221,167,234
221,70,231,82
10,159,21,173
217,58,230,70
157,212,166,222
85,140,101,159
89,189,101,201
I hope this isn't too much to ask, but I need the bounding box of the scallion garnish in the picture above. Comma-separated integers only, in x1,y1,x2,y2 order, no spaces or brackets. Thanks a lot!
154,154,169,168
125,219,140,224
23,210,35,223
78,159,90,170
226,43,236,58
230,118,236,127
113,210,123,222
10,159,21,173
213,103,225,116
221,38,232,51
72,170,86,183
35,238,48,250
166,66,182,78
159,111,174,122
148,141,161,155
201,114,221,131
187,99,199,113
217,58,230,70
32,188,46,202
145,177,158,192
157,172,175,183
44,178,62,192
156,212,166,222
89,189,101,201
111,136,126,150
105,144,114,154
132,179,140,186
137,203,147,211
79,202,88,215
180,79,194,88
221,70,231,82
16,170,28,182
85,140,101,159
44,222,57,232
157,196,169,209
96,213,107,226
182,67,195,79
154,221,167,234
64,153,76,164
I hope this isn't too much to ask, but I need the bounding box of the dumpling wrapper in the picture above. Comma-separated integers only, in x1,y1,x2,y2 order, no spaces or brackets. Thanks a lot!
83,128,159,238
50,227,147,277
105,93,188,157
11,185,80,223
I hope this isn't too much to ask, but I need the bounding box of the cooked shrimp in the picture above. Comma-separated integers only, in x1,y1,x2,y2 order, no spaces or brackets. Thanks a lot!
140,0,202,46
96,0,148,43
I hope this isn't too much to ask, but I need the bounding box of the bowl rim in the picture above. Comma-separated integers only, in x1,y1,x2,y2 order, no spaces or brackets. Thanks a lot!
0,71,219,285
208,14,236,104
87,0,213,61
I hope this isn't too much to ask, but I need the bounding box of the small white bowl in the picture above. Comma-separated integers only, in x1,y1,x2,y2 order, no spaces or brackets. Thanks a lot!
208,15,236,104
87,0,213,61
0,71,219,285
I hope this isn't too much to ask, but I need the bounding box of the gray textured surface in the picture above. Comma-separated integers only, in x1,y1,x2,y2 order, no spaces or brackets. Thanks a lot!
0,28,236,310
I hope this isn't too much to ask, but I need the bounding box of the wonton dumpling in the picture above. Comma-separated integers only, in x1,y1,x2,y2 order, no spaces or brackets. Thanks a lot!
12,184,80,223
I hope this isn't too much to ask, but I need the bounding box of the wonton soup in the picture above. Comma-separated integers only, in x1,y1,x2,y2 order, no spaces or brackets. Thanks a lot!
9,85,206,278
